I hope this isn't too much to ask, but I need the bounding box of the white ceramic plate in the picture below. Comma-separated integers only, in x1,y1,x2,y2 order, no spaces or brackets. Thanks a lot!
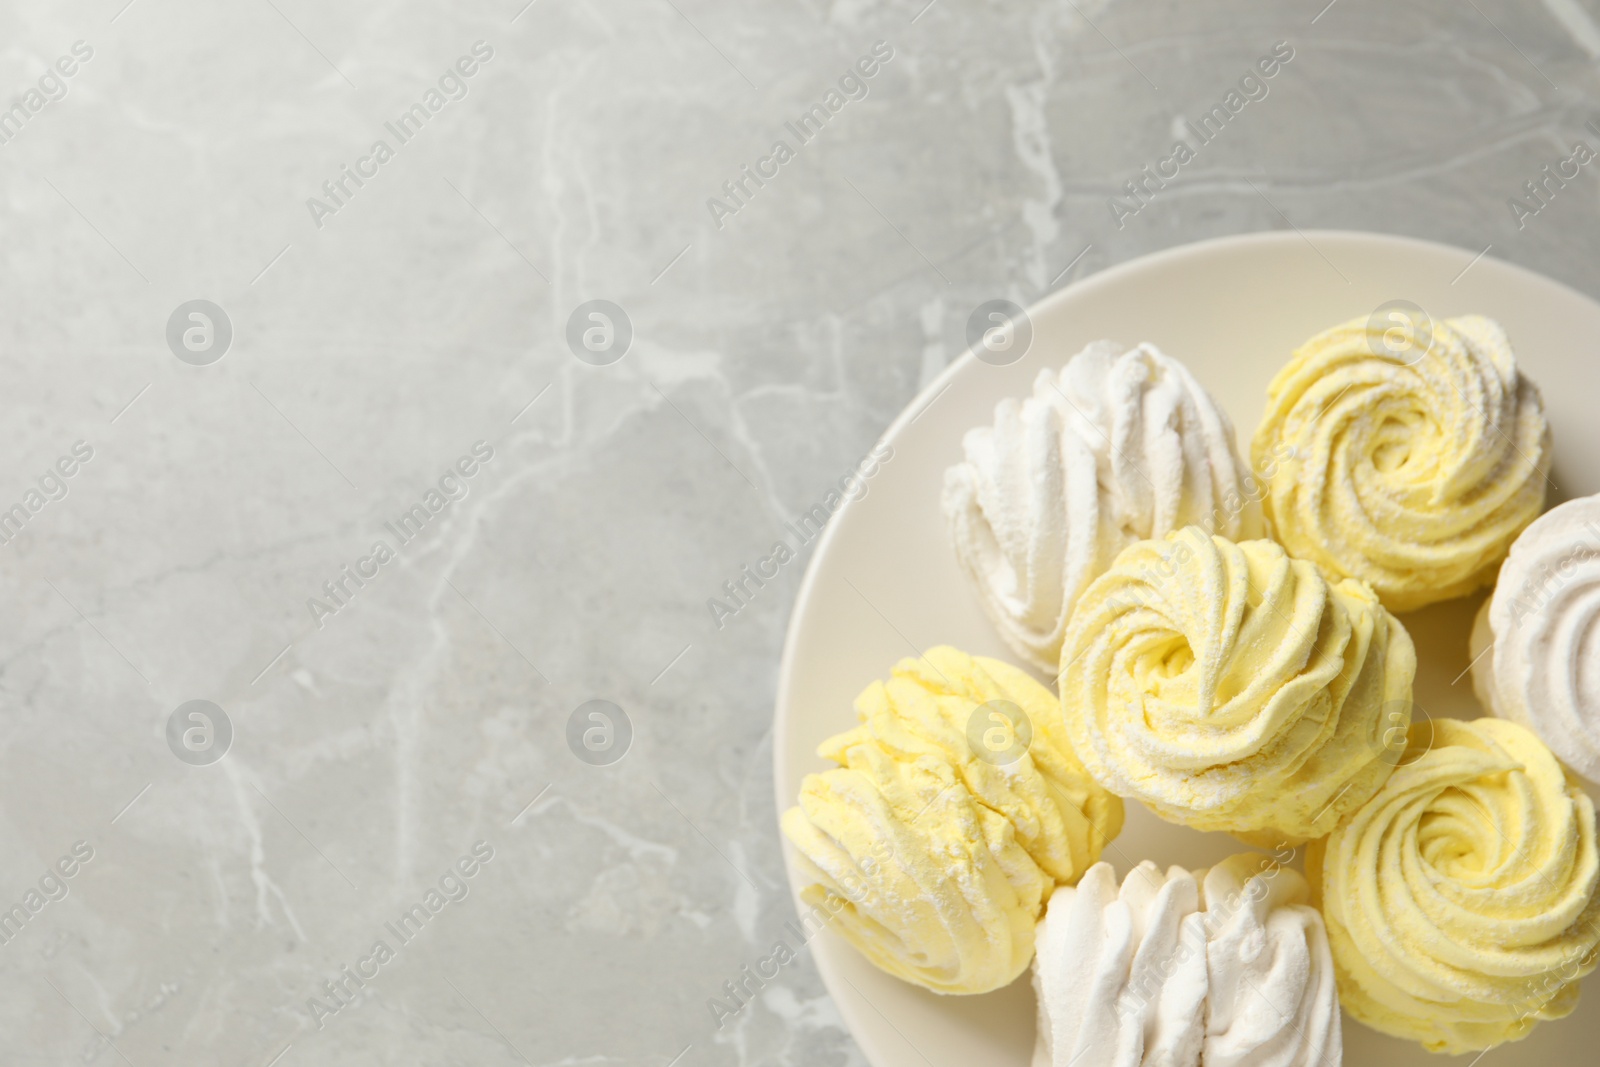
773,230,1600,1067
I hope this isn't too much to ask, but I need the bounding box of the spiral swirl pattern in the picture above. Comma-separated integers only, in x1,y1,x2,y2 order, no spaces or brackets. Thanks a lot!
1314,717,1600,1053
1472,494,1600,784
1058,528,1415,842
781,647,1123,994
944,340,1264,673
1252,314,1550,612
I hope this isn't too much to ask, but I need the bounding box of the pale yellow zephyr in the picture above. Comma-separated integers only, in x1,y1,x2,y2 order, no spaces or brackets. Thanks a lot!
1058,527,1415,843
1252,314,1550,612
782,647,1122,994
1312,717,1600,1054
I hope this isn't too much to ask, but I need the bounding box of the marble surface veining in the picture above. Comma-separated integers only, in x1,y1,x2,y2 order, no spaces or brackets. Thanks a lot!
1,0,1599,1064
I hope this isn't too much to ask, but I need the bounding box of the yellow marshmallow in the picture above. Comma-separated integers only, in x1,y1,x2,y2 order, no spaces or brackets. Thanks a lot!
1058,527,1415,842
1311,717,1600,1054
781,646,1122,994
1251,314,1550,612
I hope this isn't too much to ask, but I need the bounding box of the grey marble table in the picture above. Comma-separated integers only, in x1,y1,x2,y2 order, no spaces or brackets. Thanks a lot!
2,0,1599,1064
